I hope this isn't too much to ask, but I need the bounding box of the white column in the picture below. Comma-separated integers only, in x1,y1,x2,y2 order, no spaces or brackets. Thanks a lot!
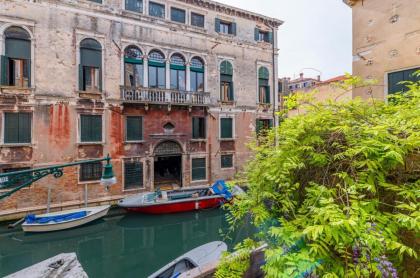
143,58,149,87
186,63,191,91
165,60,170,89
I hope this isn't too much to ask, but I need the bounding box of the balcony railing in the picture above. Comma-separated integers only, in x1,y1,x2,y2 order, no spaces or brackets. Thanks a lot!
121,86,211,106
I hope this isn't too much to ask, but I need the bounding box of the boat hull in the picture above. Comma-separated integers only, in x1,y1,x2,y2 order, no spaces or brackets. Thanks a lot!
21,205,110,233
125,196,226,214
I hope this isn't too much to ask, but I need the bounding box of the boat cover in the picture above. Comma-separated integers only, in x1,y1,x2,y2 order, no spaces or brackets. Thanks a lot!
211,180,233,201
25,211,88,224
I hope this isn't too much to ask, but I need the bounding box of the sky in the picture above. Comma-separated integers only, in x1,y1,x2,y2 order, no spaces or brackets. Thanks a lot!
218,0,353,80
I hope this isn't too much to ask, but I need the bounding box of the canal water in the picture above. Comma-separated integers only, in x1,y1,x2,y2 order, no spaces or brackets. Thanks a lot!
0,209,254,277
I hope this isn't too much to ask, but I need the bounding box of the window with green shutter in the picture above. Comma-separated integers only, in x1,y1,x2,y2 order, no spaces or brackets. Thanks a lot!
256,119,273,136
192,117,206,139
191,158,206,181
220,117,233,139
4,112,32,144
258,67,270,104
80,162,103,182
80,115,102,142
220,61,234,101
80,38,102,92
388,68,420,94
221,154,233,169
126,116,143,141
124,160,143,190
215,19,236,35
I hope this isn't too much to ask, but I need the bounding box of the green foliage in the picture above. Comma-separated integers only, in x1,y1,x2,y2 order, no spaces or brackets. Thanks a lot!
218,74,420,277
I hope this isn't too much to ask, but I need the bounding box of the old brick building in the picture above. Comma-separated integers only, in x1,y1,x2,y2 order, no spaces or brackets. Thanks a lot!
344,0,420,99
0,0,282,219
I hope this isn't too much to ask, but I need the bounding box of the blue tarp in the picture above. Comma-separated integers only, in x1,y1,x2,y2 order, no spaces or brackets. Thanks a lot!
211,180,233,201
25,211,88,224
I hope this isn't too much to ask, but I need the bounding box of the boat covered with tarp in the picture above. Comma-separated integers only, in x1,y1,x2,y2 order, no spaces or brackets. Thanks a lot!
118,180,241,214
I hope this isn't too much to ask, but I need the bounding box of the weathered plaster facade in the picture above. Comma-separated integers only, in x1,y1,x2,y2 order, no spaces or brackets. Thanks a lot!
0,0,282,219
345,0,420,99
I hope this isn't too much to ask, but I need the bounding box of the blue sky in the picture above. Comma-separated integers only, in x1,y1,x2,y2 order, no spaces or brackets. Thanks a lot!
219,0,353,80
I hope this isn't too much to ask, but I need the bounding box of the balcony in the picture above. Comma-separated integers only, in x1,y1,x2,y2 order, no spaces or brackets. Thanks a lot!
121,86,211,107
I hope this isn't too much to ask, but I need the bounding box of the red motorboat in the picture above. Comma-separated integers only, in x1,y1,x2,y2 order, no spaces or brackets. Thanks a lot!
118,180,241,214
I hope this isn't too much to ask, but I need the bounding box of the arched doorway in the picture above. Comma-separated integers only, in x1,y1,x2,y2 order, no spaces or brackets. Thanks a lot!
154,141,183,188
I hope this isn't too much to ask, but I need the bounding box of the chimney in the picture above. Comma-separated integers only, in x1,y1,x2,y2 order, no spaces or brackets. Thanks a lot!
299,73,304,79
317,75,321,82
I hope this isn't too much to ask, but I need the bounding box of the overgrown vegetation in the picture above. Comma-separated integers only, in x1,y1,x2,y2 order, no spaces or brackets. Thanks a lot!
217,74,420,277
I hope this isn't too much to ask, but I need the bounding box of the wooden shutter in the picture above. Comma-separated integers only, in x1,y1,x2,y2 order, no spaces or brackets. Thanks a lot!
126,116,142,141
215,18,221,32
81,115,102,142
4,113,19,143
19,113,32,143
192,117,199,139
221,118,233,139
124,161,143,189
268,32,273,44
265,86,271,103
231,22,237,35
191,158,206,181
78,64,84,91
1,55,8,85
26,60,31,88
254,28,260,41
229,82,234,101
91,115,102,142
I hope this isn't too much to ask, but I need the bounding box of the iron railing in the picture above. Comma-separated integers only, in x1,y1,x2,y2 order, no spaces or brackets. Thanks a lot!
120,86,211,106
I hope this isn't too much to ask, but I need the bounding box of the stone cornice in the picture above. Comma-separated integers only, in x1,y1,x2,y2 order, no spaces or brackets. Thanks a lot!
176,0,284,28
343,0,360,7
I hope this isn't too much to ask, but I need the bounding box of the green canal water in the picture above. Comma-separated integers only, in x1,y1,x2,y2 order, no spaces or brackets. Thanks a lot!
0,209,254,277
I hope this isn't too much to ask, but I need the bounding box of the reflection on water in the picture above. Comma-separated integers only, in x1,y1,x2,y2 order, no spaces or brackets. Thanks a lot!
0,209,254,278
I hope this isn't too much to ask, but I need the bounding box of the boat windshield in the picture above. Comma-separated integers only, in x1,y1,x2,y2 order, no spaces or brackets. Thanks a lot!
155,259,196,278
143,193,157,203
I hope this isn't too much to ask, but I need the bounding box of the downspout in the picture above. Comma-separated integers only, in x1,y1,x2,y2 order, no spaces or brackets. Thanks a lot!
268,23,278,146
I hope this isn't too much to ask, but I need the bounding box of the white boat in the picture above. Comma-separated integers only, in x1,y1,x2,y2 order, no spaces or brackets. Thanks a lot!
21,205,110,233
148,241,227,278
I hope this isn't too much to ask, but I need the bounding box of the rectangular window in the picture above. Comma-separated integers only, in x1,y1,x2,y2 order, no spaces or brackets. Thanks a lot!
191,71,204,92
220,80,233,102
171,7,186,23
191,12,204,27
256,119,273,136
1,167,31,188
4,112,32,144
220,117,233,139
388,67,420,94
255,28,272,43
124,160,144,190
80,162,103,182
83,66,100,91
192,117,206,139
220,22,231,34
149,2,165,18
258,31,269,42
125,0,142,13
7,59,30,88
80,115,102,143
191,158,206,181
221,154,233,169
148,66,166,88
88,0,102,3
126,116,143,142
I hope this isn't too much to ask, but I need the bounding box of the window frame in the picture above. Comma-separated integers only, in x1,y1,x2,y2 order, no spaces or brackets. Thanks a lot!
220,153,234,169
78,114,104,144
386,66,420,97
123,158,144,191
219,116,234,140
191,157,207,182
149,1,166,19
170,7,186,24
190,12,205,28
79,161,103,183
124,0,143,13
125,115,144,143
192,117,206,140
2,112,32,145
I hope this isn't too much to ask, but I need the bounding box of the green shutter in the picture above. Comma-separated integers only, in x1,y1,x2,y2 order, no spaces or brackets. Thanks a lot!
268,32,273,43
5,39,31,60
124,57,143,64
92,115,102,142
265,86,271,103
220,61,233,76
229,83,234,101
98,67,102,92
126,116,142,141
192,117,199,139
254,28,260,41
1,55,8,85
221,118,233,139
215,18,221,32
19,113,31,143
4,113,19,144
78,64,84,91
81,115,102,142
191,158,206,181
26,60,31,88
231,22,237,36
80,48,101,67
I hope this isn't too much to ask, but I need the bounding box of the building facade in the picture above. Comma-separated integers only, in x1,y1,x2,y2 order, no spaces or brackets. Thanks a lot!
344,0,420,99
0,0,282,219
286,73,321,93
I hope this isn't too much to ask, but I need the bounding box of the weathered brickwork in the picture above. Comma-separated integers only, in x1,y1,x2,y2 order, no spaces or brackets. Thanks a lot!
0,0,282,219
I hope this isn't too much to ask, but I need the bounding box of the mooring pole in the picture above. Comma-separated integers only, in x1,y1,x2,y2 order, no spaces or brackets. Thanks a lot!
84,184,88,208
46,187,51,213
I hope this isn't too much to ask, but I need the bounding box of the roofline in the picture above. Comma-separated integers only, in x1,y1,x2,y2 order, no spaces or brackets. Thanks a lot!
176,0,284,28
342,0,359,7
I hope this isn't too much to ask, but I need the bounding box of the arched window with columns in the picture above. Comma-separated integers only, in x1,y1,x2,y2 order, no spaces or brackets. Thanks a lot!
1,26,31,87
190,57,204,92
124,46,143,87
170,53,186,91
258,66,270,104
148,49,165,89
220,60,233,102
79,38,102,92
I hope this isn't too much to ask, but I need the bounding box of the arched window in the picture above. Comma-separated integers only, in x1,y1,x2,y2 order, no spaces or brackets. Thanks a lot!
220,60,233,102
190,57,204,92
170,53,186,91
258,67,270,104
148,50,165,89
79,38,102,92
1,26,31,87
124,46,143,87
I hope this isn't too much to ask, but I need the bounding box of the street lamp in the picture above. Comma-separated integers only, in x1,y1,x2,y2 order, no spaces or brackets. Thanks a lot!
0,155,116,200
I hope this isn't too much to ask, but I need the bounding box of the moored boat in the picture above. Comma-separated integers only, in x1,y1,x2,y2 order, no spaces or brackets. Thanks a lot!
118,180,237,214
147,241,227,278
21,205,110,233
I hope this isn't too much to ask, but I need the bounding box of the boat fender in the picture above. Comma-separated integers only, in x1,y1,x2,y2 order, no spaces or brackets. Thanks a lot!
195,201,199,210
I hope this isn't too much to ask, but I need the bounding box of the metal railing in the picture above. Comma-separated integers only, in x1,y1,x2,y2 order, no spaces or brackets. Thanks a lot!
120,86,211,106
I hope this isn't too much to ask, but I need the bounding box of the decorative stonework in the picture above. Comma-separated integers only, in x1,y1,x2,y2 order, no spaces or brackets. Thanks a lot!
366,59,373,66
389,14,399,23
389,49,399,58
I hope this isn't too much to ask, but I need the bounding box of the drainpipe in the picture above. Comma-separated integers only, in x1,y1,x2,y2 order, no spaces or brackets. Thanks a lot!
267,23,278,146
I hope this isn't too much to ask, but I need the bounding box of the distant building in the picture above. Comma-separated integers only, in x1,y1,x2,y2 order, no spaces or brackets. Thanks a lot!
287,73,321,93
344,0,420,99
